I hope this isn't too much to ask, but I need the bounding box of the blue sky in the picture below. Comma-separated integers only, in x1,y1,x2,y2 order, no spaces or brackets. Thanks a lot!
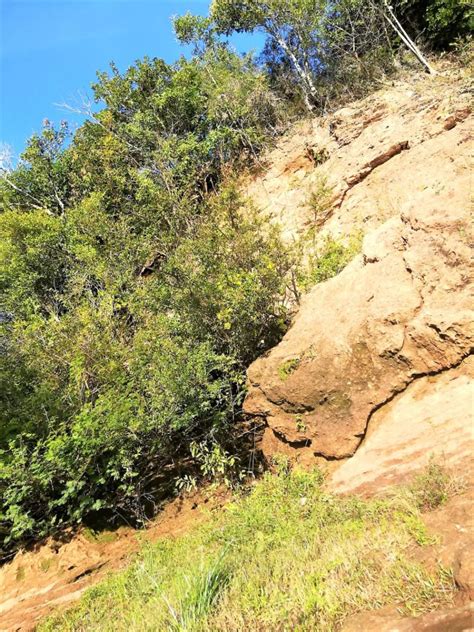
0,0,264,158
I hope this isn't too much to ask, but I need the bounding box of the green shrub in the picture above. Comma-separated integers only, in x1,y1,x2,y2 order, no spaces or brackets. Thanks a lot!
0,37,292,553
0,210,67,318
306,177,333,228
0,192,290,549
299,233,362,291
278,357,301,381
395,0,473,49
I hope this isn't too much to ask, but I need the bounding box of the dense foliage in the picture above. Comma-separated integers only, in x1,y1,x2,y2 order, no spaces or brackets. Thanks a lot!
177,0,392,111
0,50,292,551
1,0,470,553
395,0,472,49
197,0,471,110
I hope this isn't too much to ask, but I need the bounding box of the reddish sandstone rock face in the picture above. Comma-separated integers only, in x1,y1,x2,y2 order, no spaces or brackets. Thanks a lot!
243,68,472,469
329,357,474,494
242,67,472,245
454,545,474,601
341,602,474,632
244,200,472,461
243,68,474,631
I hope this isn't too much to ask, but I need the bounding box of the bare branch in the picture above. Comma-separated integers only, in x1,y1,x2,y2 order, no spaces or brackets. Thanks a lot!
0,144,49,212
379,0,436,74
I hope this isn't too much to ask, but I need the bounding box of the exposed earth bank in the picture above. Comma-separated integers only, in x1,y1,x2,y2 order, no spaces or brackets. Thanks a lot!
243,64,472,472
242,61,473,632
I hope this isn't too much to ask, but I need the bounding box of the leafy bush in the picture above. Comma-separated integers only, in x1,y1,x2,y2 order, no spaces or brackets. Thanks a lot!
395,0,473,49
178,440,244,492
0,49,289,552
298,233,362,291
306,176,333,227
0,210,67,318
0,188,290,549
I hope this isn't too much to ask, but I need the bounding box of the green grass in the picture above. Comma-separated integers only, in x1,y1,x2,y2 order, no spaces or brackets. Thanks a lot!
83,528,119,545
278,357,301,381
40,468,455,632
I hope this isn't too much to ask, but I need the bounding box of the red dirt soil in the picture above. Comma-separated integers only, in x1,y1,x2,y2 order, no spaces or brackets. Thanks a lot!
0,490,227,632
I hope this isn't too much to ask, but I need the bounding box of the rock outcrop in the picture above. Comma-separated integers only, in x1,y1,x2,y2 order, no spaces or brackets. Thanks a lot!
242,62,474,632
245,177,472,464
243,68,472,246
243,66,473,477
330,356,474,494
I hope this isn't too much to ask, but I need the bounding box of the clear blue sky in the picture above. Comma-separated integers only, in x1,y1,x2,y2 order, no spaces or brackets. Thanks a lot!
0,0,264,158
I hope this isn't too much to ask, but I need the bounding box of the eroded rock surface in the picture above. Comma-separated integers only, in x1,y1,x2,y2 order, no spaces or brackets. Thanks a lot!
329,357,474,494
245,200,472,461
243,66,474,631
244,67,472,467
243,66,472,245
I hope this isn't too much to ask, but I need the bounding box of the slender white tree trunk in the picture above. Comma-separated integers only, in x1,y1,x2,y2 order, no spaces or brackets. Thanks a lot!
273,32,317,111
381,0,436,74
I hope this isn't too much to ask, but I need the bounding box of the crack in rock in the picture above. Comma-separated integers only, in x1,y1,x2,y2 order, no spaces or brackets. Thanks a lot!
272,428,312,449
264,350,473,463
335,141,409,208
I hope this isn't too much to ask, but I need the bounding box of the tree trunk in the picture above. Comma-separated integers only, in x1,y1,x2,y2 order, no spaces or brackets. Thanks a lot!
273,33,317,112
381,0,436,74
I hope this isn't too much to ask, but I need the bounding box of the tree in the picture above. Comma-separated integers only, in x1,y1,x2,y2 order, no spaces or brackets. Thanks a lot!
0,122,72,216
393,0,473,50
0,46,290,553
377,0,435,74
209,0,398,111
210,0,325,111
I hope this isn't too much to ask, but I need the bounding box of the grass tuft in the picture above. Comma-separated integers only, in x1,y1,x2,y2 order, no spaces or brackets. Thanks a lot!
166,557,230,631
407,459,466,511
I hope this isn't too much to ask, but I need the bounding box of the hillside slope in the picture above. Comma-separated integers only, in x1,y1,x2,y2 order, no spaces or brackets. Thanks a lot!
0,63,472,631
